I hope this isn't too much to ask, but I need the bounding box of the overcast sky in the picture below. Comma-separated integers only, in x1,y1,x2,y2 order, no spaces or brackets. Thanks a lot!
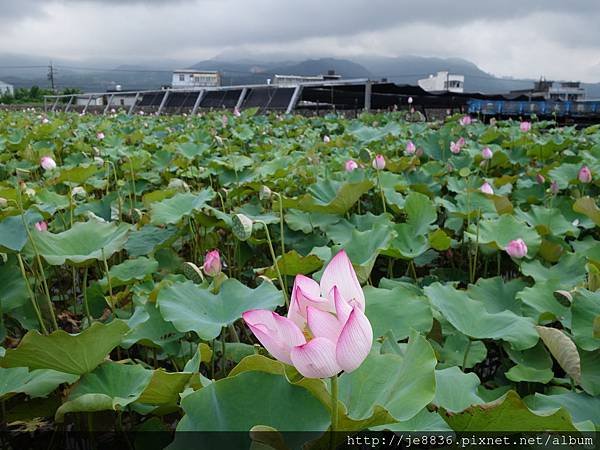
0,0,599,82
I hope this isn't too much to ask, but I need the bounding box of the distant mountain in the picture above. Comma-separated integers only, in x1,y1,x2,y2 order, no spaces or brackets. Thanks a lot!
1,51,599,98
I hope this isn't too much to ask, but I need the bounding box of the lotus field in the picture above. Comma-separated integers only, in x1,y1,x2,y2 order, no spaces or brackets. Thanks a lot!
0,109,599,446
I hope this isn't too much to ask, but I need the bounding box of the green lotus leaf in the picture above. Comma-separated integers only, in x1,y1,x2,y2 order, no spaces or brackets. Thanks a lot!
516,205,579,237
364,285,433,340
424,283,538,351
1,320,129,375
150,190,215,225
433,367,484,413
0,367,79,400
580,349,600,396
525,391,600,430
137,369,192,405
122,301,183,351
99,256,158,289
570,290,600,351
0,211,43,253
504,342,554,384
24,220,130,266
443,390,578,431
125,224,178,257
55,362,153,422
158,279,284,340
263,250,323,278
279,179,374,215
338,331,436,424
467,276,527,314
0,255,28,312
404,191,437,235
437,334,487,369
465,214,541,256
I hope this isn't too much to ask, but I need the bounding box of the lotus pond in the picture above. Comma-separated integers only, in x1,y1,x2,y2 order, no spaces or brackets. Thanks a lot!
0,109,599,447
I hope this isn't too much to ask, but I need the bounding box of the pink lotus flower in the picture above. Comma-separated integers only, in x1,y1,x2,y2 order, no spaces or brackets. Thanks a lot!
233,107,241,117
40,156,57,171
372,154,386,170
323,135,331,144
221,114,228,126
536,173,545,184
578,165,592,184
35,221,48,232
520,121,531,132
243,250,372,378
550,180,559,194
405,140,416,155
345,160,359,172
481,147,493,160
202,249,222,277
459,115,472,126
450,141,461,154
480,182,494,195
41,118,49,124
506,239,527,259
408,97,413,104
96,132,105,140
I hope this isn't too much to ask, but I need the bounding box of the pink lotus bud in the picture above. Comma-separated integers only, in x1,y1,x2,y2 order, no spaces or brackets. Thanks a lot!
323,135,330,144
40,156,57,171
578,165,592,184
405,140,416,155
96,132,105,140
481,147,493,160
550,180,559,194
520,121,531,132
35,221,48,232
139,111,145,115
372,154,386,170
450,141,461,154
415,148,424,157
457,137,466,147
459,115,472,126
536,173,545,184
243,250,372,378
41,118,49,124
221,114,228,126
345,160,359,172
408,97,413,104
505,239,528,259
233,107,241,117
202,250,222,277
480,182,494,195
410,107,415,114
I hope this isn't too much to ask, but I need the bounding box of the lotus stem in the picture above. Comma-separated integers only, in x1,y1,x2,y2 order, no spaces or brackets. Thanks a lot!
273,192,288,294
83,266,92,324
221,327,227,377
256,221,289,306
376,171,387,213
462,338,472,371
330,374,339,446
17,253,47,335
470,208,482,283
101,248,115,313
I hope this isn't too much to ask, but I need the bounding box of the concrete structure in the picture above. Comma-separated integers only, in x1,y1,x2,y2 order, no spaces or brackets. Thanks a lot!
172,70,221,89
510,79,586,101
0,80,14,97
418,71,464,93
272,70,342,87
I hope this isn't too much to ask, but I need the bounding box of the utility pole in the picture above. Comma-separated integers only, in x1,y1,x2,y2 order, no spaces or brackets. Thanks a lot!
47,62,56,92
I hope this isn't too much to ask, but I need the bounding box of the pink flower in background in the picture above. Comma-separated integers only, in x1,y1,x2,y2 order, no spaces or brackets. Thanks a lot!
41,118,49,124
243,250,372,378
506,239,528,259
550,180,559,194
405,140,416,155
578,165,592,184
481,147,493,160
40,156,57,171
35,221,48,232
345,160,359,172
221,114,228,126
202,250,222,277
233,107,241,117
372,154,386,170
459,115,472,126
536,173,545,184
520,121,531,132
450,141,461,154
408,97,413,104
480,182,494,195
96,132,105,140
323,135,331,144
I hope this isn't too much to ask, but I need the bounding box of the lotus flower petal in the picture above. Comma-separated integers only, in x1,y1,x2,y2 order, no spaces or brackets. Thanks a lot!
336,307,373,373
320,250,364,311
290,337,341,378
306,306,342,342
288,274,333,327
243,310,305,365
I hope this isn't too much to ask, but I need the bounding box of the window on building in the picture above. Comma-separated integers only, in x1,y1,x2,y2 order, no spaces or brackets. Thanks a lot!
179,74,185,82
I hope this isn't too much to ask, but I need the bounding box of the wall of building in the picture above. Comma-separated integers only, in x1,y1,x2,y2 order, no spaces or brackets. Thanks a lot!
172,72,221,88
0,82,14,96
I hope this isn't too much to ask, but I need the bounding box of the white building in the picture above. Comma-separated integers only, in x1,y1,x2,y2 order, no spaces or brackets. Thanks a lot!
510,80,585,102
0,80,14,97
418,71,464,93
172,70,221,89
